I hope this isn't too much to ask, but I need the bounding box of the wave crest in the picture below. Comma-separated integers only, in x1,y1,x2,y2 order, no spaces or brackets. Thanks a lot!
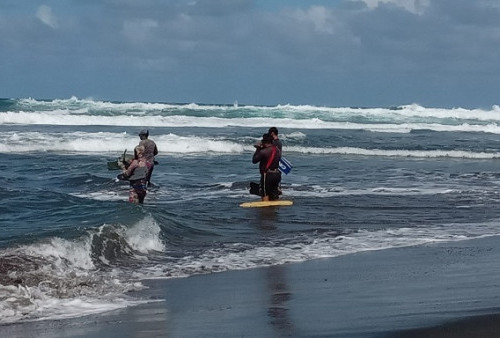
0,216,163,323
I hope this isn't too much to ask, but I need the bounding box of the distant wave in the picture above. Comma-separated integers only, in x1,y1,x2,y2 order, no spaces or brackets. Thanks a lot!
0,131,246,154
3,111,500,134
1,131,499,159
2,97,500,125
9,97,500,119
286,146,500,159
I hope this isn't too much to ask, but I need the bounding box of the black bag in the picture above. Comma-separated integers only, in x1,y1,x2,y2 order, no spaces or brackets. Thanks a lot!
249,182,260,196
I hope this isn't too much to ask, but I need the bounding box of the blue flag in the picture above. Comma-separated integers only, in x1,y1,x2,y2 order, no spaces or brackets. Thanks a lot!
279,157,293,175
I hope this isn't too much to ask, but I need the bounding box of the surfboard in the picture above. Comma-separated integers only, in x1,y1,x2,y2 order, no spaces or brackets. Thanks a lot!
239,200,293,208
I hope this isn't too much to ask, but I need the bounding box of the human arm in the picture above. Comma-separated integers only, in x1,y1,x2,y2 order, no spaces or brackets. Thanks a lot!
123,160,138,177
252,148,263,164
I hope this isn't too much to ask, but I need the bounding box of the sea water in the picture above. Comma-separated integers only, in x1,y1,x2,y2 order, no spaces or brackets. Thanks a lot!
1,97,500,323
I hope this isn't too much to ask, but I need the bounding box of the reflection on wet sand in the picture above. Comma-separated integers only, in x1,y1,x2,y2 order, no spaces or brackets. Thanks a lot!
266,265,295,336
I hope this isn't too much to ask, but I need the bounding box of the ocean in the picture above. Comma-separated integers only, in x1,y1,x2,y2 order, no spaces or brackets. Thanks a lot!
1,97,500,324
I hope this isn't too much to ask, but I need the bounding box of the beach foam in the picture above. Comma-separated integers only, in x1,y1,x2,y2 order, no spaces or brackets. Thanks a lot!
1,130,499,159
0,216,163,324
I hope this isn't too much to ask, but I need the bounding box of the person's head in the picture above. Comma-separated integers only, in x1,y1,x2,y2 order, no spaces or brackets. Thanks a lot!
139,129,149,140
261,133,273,145
134,145,145,158
268,127,278,139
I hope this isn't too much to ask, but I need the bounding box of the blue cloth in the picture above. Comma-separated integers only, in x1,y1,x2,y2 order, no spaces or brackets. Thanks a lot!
279,157,293,175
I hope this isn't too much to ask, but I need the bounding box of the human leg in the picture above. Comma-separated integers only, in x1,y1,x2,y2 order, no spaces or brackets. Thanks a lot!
265,172,281,200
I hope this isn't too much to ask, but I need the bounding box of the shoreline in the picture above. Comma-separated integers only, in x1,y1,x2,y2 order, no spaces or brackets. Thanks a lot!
2,236,500,337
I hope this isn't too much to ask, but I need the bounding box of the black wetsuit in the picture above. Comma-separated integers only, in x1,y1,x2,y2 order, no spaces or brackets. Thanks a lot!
273,138,283,153
252,144,281,200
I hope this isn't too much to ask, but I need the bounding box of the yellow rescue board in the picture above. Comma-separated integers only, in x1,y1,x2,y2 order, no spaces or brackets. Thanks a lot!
240,200,293,208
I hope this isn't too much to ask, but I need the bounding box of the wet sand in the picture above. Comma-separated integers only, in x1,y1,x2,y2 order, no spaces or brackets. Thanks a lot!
3,236,500,337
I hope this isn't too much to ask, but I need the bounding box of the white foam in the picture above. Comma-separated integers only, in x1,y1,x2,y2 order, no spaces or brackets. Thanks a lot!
284,185,455,198
0,131,246,154
145,220,500,280
0,216,165,324
70,190,126,201
11,98,500,123
17,96,175,114
0,284,148,324
24,235,95,271
125,216,165,253
1,131,499,159
286,146,500,159
275,103,500,123
3,111,500,134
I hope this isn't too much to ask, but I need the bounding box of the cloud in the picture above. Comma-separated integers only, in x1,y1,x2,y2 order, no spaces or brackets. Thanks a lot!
2,0,500,106
289,6,335,34
36,5,58,29
122,18,159,43
356,0,430,14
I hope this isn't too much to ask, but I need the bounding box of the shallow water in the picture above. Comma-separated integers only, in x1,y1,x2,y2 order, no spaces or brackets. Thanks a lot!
1,98,500,323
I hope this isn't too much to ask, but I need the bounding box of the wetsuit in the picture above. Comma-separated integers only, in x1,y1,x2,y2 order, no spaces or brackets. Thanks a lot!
272,138,283,194
273,138,283,153
252,144,281,200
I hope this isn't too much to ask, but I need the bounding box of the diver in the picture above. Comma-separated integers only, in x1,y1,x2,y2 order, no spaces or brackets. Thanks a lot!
138,129,158,187
252,133,281,201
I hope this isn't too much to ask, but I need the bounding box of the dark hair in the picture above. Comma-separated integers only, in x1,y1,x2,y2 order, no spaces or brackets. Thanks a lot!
268,127,278,135
261,133,273,144
139,129,149,138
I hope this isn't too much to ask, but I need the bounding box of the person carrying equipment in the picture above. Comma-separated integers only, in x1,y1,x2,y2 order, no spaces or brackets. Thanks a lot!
118,145,149,204
252,133,281,201
138,129,158,187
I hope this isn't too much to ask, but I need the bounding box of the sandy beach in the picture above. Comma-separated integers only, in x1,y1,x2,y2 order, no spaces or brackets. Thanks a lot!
3,236,500,337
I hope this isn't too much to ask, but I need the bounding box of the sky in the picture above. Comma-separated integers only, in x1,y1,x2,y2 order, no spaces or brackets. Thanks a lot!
1,0,500,108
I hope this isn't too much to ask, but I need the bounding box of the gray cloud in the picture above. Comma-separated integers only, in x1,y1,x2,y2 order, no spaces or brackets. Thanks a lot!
1,0,500,107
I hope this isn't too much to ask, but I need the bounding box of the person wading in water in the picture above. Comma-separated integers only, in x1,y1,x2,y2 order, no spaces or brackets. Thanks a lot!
252,133,281,201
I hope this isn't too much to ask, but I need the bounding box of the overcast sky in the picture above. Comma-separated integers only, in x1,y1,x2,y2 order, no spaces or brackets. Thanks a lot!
1,0,500,108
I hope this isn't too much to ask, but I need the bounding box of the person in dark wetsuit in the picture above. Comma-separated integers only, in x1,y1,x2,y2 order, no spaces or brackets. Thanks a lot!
268,127,283,195
138,129,158,187
119,145,149,204
252,133,281,201
268,127,282,153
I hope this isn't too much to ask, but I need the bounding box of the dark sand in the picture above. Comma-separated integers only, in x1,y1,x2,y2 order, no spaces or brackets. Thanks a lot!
3,236,500,337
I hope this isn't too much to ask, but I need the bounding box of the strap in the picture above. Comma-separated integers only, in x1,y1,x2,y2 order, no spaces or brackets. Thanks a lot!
265,146,277,171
